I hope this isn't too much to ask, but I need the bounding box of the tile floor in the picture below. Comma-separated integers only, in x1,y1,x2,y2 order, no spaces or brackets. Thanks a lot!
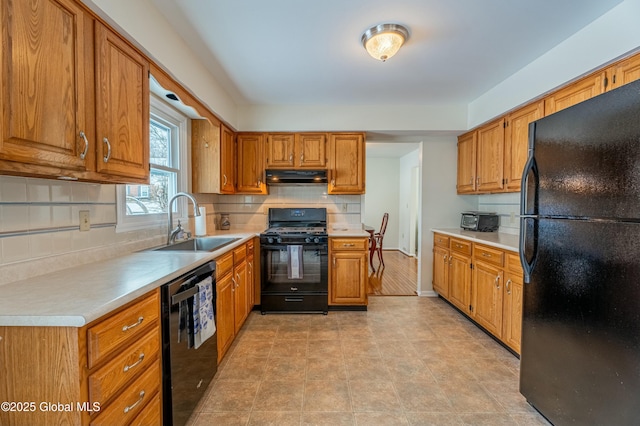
187,296,551,425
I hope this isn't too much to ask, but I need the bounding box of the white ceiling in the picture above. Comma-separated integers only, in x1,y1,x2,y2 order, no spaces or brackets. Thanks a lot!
149,0,622,108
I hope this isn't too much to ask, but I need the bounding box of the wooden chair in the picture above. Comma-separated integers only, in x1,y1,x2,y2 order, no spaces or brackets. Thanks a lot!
370,213,389,271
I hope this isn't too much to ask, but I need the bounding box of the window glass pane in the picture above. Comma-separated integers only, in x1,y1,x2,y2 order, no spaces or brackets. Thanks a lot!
150,120,171,167
126,168,177,215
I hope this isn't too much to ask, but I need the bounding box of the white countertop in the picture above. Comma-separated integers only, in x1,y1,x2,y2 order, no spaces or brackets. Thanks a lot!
329,228,371,238
432,228,519,252
0,233,257,327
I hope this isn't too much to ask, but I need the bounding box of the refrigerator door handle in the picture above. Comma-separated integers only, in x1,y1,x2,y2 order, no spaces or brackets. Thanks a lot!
519,217,538,283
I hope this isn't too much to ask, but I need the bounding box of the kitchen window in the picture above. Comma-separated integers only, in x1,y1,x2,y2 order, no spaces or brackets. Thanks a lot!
116,95,189,232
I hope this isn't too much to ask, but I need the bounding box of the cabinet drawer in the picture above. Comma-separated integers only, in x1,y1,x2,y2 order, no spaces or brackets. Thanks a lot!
90,362,160,426
233,244,247,263
330,238,367,251
87,291,159,368
129,391,161,426
506,252,523,274
88,328,159,405
216,251,234,278
433,233,450,249
450,238,472,256
473,244,504,266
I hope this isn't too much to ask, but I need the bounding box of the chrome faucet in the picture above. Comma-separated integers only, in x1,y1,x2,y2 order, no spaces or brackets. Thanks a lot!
167,192,201,245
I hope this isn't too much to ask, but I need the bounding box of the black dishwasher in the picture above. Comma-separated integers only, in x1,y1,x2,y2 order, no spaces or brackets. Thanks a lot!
161,261,217,426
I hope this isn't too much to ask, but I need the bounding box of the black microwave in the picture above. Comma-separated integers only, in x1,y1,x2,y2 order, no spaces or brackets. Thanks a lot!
460,211,499,232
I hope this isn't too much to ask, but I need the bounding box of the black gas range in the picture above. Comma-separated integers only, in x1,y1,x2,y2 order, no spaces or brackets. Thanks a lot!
260,208,328,314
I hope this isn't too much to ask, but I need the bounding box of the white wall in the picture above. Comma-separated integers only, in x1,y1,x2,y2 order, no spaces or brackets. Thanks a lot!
398,150,420,255
469,0,640,127
363,158,401,250
419,138,477,296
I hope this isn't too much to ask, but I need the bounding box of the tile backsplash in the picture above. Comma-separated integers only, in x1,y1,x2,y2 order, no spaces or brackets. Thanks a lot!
0,176,164,284
193,185,362,231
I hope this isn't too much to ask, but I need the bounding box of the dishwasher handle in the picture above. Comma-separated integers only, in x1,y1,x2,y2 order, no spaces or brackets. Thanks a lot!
171,285,199,305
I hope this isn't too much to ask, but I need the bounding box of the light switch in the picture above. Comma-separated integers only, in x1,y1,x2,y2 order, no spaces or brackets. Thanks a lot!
79,210,90,232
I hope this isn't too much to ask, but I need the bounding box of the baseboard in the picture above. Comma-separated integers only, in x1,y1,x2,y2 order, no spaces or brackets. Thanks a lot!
419,290,438,297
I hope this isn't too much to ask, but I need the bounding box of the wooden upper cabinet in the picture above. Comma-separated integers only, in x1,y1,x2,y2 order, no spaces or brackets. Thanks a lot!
328,133,365,194
236,133,267,194
544,73,604,115
220,124,236,193
476,118,505,193
605,54,640,91
266,133,295,167
0,0,149,183
457,132,477,194
504,101,544,192
296,133,326,168
94,22,150,181
0,0,90,173
192,119,235,194
266,132,327,169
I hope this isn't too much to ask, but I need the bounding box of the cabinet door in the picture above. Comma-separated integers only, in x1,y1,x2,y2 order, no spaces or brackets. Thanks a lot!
448,253,471,313
476,118,504,193
471,261,503,338
266,133,295,168
432,246,449,298
296,133,326,168
606,54,640,91
544,73,604,115
233,260,248,334
456,132,477,194
0,0,89,172
330,251,368,305
504,101,544,192
328,133,365,194
191,119,221,193
216,273,235,362
502,270,523,353
236,133,267,194
94,22,150,181
220,124,236,193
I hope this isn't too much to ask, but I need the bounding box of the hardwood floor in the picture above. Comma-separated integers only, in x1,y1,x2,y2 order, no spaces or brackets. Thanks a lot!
367,250,417,296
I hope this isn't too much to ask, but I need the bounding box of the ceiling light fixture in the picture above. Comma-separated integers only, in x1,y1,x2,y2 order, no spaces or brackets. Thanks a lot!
361,23,409,62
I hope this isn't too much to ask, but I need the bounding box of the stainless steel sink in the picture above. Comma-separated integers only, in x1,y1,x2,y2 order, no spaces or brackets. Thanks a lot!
153,236,240,252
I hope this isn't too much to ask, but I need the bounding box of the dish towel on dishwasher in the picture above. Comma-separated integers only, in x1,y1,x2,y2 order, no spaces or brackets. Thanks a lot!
287,245,304,279
193,276,215,349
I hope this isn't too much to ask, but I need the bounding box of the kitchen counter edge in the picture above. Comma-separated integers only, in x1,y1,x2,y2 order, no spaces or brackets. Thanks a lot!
431,228,519,252
0,232,258,327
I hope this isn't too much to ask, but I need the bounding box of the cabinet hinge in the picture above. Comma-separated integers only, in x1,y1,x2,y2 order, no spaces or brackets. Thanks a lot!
503,121,507,128
469,304,473,312
604,76,609,88
470,263,474,269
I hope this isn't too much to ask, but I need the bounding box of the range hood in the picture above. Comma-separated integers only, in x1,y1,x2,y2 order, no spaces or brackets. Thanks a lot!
265,169,328,185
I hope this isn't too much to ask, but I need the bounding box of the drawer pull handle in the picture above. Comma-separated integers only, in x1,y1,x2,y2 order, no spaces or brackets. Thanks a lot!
482,252,491,257
291,286,298,291
343,243,355,247
123,353,145,372
122,316,144,332
123,390,145,414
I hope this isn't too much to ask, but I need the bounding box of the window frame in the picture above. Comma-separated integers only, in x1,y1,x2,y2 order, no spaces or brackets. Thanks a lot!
116,94,190,233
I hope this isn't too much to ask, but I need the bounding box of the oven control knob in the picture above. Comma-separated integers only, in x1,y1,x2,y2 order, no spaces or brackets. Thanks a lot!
276,237,282,244
305,237,311,243
267,237,274,244
313,237,320,244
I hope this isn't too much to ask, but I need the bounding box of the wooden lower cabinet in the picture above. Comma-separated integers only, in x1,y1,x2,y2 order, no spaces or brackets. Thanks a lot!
432,233,523,354
215,240,256,362
0,290,162,426
329,237,368,306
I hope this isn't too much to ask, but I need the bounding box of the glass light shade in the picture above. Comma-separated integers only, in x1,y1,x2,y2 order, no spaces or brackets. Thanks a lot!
361,24,409,62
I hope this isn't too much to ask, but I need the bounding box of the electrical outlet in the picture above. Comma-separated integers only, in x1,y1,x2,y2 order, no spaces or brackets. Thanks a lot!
510,211,516,224
342,203,348,212
79,210,90,232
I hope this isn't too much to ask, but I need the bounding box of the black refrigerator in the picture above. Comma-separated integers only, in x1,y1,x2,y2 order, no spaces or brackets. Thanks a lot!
519,79,640,425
